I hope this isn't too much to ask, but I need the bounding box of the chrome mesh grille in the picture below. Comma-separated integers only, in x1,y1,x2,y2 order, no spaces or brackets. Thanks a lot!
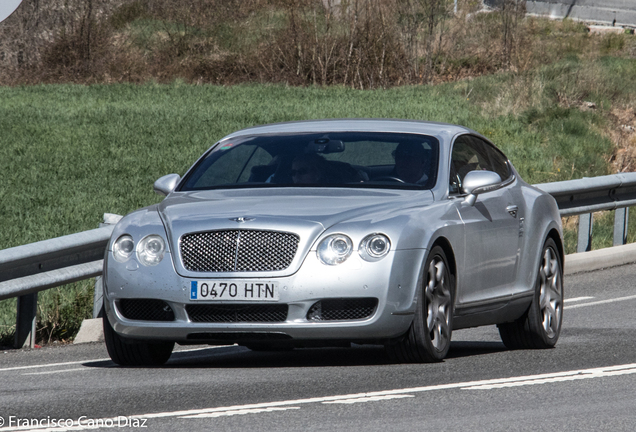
307,298,378,321
180,230,299,272
118,299,175,322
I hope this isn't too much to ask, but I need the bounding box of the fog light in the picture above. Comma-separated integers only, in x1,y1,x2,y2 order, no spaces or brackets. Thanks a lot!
307,302,323,321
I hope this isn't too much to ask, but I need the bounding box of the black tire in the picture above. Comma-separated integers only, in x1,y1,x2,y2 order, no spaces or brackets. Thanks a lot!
103,312,174,366
385,246,454,363
498,237,563,349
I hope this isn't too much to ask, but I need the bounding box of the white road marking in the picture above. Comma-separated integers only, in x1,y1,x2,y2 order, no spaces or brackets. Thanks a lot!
22,368,88,376
464,365,636,390
1,345,232,374
180,407,300,419
565,294,636,309
564,296,594,303
6,363,636,432
0,359,111,373
323,395,414,404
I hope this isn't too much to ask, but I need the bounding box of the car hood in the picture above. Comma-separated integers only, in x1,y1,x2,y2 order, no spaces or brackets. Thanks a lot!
159,188,433,231
157,187,434,277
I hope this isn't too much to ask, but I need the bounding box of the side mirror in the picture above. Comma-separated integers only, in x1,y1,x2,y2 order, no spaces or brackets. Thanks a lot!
462,170,502,206
153,174,181,196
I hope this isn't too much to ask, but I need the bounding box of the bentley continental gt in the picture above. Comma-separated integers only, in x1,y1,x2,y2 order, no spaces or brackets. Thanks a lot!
102,119,564,365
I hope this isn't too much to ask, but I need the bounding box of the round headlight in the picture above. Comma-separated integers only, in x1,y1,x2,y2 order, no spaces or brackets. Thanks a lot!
359,234,391,262
136,235,166,267
113,235,134,263
317,234,353,265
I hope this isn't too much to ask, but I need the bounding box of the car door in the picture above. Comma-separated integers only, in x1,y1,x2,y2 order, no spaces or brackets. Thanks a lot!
450,135,523,305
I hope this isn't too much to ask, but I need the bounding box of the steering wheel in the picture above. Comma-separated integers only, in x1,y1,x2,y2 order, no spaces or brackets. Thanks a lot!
373,176,405,183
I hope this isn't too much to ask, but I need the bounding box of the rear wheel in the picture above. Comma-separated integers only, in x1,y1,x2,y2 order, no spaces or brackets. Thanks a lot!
498,237,563,349
103,312,174,366
386,246,454,363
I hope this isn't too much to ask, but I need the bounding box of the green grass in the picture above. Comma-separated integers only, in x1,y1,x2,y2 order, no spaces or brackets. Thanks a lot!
0,281,94,347
1,56,635,344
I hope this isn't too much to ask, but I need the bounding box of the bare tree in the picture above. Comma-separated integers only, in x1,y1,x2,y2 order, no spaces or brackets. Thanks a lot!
500,0,526,69
397,0,451,83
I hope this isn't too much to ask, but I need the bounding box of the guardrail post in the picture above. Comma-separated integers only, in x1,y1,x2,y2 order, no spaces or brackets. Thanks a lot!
92,213,120,318
613,207,629,246
15,293,37,348
577,213,593,253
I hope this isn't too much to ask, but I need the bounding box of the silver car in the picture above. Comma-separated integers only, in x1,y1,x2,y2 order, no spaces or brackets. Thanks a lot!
102,119,564,365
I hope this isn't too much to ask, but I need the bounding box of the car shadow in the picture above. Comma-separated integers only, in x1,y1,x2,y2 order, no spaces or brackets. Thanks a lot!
446,341,507,359
163,345,393,368
84,340,509,369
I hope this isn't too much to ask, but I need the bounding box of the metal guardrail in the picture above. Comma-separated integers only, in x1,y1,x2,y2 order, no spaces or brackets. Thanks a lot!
0,214,121,348
2,173,636,348
535,172,636,252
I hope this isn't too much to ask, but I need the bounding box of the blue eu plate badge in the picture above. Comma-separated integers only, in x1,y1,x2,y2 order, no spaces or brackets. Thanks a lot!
190,281,198,300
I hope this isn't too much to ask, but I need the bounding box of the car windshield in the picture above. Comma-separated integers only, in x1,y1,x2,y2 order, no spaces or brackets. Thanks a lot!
179,132,439,191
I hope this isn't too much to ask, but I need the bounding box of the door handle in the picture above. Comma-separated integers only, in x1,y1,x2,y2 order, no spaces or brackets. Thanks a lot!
506,205,518,218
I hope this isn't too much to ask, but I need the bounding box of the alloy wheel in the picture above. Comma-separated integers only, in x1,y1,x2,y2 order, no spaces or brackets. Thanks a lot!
425,257,452,350
539,246,562,339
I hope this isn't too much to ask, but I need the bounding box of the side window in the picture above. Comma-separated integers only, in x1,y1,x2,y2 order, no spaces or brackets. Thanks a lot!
449,135,509,194
450,136,490,194
470,136,510,181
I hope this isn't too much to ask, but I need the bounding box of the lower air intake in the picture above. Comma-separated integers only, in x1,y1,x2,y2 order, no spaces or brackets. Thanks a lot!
307,298,378,321
118,299,175,322
186,304,288,323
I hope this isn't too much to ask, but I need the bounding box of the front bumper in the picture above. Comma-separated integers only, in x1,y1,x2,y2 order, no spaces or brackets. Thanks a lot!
104,249,427,344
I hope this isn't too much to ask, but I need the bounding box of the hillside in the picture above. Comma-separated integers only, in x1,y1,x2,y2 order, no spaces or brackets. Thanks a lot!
0,0,634,87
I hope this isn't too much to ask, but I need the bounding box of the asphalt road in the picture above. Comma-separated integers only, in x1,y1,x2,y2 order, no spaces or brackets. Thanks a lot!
1,263,636,432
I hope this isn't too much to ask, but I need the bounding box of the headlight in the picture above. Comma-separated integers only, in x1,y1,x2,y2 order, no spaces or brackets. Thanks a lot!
112,235,134,263
136,235,166,267
317,234,353,265
359,234,391,262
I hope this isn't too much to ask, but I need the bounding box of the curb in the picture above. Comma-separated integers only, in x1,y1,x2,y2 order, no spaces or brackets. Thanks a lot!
72,244,636,344
73,318,104,344
564,242,636,275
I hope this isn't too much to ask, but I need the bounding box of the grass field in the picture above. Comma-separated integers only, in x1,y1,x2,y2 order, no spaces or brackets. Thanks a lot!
1,56,635,345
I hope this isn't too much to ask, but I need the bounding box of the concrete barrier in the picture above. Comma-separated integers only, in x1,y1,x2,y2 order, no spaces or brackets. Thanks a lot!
73,318,104,344
564,242,636,275
484,0,636,28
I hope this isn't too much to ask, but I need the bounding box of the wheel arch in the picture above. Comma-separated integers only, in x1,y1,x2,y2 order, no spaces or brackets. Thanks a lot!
430,236,457,293
546,227,565,268
429,236,458,304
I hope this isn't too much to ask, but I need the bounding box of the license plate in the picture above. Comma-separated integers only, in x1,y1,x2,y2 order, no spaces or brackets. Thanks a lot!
190,281,279,301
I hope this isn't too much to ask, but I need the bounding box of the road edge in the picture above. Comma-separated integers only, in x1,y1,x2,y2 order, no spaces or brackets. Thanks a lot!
564,242,636,275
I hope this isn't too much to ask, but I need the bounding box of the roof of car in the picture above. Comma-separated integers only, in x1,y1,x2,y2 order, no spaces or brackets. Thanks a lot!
223,119,476,139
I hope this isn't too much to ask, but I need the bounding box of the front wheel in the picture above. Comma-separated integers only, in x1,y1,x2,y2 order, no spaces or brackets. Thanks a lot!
385,246,454,363
103,311,174,366
498,237,563,349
